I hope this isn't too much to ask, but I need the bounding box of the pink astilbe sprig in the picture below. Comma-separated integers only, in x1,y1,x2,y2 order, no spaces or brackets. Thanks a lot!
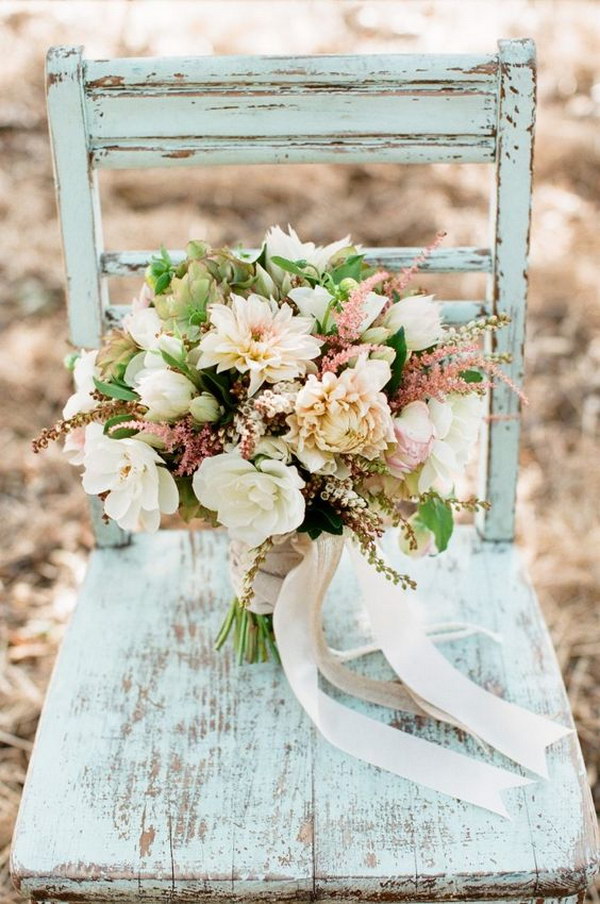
171,419,224,476
334,270,389,342
392,348,528,411
382,231,447,311
109,417,223,476
320,343,381,374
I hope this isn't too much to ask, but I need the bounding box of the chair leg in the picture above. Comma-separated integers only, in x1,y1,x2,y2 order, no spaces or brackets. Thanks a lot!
89,496,131,548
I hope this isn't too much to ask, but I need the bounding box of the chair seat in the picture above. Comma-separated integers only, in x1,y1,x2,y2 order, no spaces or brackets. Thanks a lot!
11,526,598,903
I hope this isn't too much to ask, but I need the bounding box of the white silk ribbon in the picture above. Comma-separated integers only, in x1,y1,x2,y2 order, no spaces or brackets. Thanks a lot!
271,533,572,818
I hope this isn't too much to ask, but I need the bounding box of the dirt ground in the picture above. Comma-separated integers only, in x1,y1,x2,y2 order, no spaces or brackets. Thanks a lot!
1,1,599,900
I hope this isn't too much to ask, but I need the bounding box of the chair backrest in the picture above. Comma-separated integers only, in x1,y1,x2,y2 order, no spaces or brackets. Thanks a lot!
46,41,536,542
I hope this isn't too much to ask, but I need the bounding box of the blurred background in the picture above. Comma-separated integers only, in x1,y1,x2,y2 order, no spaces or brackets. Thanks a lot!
1,1,599,898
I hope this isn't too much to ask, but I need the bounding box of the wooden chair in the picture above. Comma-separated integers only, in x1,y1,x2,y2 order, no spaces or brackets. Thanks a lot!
11,41,599,903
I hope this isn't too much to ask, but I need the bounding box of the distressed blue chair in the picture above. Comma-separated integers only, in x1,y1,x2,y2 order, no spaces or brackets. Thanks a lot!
11,41,599,903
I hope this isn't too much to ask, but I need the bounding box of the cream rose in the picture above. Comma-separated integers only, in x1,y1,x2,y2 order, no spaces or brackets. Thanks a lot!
192,451,306,547
286,356,395,473
417,393,483,494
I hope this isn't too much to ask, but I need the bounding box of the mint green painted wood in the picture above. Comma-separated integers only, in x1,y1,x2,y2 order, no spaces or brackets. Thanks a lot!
92,134,497,167
46,47,107,349
10,528,599,902
100,247,493,276
22,40,598,904
83,53,499,89
477,40,536,540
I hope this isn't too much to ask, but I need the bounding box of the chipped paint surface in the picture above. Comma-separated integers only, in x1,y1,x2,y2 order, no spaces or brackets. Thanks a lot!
477,39,536,541
10,529,599,902
29,41,599,904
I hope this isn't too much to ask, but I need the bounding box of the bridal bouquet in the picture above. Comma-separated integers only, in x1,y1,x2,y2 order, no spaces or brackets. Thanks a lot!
36,227,571,815
35,226,516,663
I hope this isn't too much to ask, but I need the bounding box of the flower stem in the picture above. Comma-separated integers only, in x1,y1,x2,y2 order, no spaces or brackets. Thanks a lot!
214,597,279,664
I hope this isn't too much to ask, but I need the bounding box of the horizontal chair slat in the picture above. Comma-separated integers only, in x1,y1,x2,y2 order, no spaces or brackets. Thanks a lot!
100,247,493,276
86,92,497,141
84,53,499,91
104,300,489,330
92,135,496,168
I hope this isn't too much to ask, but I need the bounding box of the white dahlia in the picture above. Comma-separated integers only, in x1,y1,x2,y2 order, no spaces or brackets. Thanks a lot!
197,293,322,396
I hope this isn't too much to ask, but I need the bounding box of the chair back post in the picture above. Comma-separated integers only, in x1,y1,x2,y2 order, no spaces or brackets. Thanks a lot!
477,39,536,541
46,46,107,349
45,41,536,549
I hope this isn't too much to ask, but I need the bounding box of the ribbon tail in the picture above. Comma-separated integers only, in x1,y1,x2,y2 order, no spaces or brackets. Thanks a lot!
348,541,573,778
273,535,534,818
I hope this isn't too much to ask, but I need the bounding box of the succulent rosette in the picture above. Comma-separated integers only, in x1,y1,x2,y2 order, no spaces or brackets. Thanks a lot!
35,226,519,662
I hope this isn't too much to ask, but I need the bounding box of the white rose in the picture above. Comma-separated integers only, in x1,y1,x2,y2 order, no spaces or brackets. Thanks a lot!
122,307,163,349
62,350,99,419
81,423,179,532
193,451,306,547
417,394,483,494
137,368,197,421
383,295,443,351
253,435,293,463
189,392,221,423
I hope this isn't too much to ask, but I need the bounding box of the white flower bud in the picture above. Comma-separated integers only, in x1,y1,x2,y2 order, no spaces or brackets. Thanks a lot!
189,392,221,423
137,369,196,421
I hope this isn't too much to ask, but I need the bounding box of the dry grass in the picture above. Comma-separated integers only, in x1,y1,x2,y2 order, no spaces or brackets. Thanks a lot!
1,1,599,899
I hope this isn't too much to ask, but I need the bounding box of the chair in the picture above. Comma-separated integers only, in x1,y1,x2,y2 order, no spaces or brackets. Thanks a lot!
11,41,599,903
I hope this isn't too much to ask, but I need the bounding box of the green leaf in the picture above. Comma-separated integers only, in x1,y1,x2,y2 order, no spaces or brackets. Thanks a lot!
329,254,365,285
199,367,233,408
154,272,172,295
417,497,454,553
270,255,309,276
298,501,344,540
385,327,407,394
160,350,200,386
103,413,138,439
93,377,139,402
460,369,484,383
269,256,319,284
175,476,204,523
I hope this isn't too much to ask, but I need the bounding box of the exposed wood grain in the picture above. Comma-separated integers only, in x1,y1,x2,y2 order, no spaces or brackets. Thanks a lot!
83,53,500,90
85,93,497,142
100,247,493,277
477,39,536,540
91,134,497,168
10,529,598,902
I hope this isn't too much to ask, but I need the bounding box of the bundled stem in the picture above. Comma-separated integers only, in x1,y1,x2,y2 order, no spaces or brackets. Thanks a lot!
214,598,280,664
